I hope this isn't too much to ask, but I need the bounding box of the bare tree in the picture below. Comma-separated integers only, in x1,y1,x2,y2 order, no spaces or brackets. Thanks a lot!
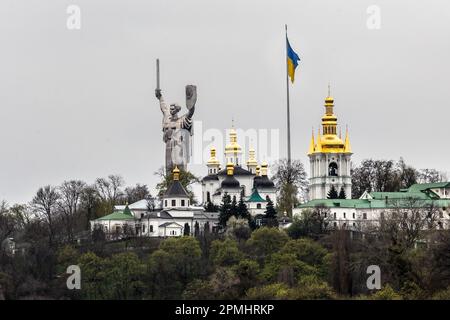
81,185,99,229
9,203,34,230
124,184,150,204
58,180,86,241
0,201,16,247
31,186,60,246
418,169,447,184
95,174,125,213
378,198,440,250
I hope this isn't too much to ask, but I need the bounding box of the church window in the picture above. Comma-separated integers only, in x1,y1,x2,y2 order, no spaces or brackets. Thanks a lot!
257,203,261,209
352,212,355,219
333,212,336,219
353,223,356,227
165,200,167,207
343,212,346,219
141,213,144,219
328,162,338,176
171,199,176,206
142,225,146,233
181,200,185,206
150,225,153,233
363,213,367,219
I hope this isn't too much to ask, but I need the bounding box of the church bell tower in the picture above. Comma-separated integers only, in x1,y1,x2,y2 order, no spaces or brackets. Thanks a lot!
308,90,352,200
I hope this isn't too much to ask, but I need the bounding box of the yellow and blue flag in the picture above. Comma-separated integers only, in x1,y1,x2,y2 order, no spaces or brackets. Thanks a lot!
286,37,300,83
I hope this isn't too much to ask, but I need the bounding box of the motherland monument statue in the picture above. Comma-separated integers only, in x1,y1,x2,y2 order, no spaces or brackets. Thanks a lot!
155,59,197,174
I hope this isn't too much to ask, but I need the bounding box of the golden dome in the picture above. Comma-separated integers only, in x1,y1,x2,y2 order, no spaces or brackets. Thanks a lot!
308,90,351,155
325,96,334,104
225,128,242,155
207,147,220,166
247,148,258,167
173,166,180,181
260,161,268,176
226,162,235,175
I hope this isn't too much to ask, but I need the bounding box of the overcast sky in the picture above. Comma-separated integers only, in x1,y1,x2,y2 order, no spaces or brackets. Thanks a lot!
1,0,449,204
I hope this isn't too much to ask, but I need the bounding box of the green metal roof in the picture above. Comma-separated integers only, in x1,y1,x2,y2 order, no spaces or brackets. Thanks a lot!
407,182,450,193
297,198,450,210
95,205,134,221
297,182,450,210
370,191,431,200
247,189,266,202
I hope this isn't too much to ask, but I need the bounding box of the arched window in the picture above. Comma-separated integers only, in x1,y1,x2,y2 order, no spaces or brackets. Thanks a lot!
328,162,338,176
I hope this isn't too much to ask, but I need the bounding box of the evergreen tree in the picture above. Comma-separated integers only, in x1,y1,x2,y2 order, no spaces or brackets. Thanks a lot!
204,221,211,235
327,185,338,199
205,192,219,212
205,201,218,212
264,196,279,227
183,223,190,236
194,221,200,237
338,187,347,199
231,195,238,217
219,193,232,228
237,194,250,220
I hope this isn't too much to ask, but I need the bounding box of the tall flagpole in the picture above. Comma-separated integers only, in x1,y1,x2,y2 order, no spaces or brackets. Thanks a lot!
285,24,292,166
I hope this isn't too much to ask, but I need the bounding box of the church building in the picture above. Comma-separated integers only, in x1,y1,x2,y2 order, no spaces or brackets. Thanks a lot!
202,127,277,216
308,92,352,200
91,167,219,238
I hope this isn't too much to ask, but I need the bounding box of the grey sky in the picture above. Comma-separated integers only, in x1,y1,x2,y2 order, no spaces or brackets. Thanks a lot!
1,0,449,204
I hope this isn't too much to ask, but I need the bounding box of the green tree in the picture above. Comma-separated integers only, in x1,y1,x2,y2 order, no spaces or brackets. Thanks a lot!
147,249,181,299
155,167,199,204
210,238,243,267
338,187,346,199
327,185,338,199
368,284,402,300
78,252,109,299
182,279,215,300
230,195,238,217
246,283,292,300
160,237,202,287
219,193,232,228
208,267,241,299
261,252,319,286
280,238,330,276
56,245,80,274
291,275,336,299
226,217,251,243
237,194,250,220
264,196,278,227
272,159,308,217
233,259,260,295
287,207,329,240
183,223,190,236
107,252,146,299
246,227,289,262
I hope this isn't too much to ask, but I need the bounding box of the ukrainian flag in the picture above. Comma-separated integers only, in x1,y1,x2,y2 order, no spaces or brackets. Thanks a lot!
286,37,300,83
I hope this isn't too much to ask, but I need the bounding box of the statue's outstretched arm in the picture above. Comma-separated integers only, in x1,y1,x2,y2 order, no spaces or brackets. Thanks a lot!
186,105,195,119
185,85,197,119
156,89,168,114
